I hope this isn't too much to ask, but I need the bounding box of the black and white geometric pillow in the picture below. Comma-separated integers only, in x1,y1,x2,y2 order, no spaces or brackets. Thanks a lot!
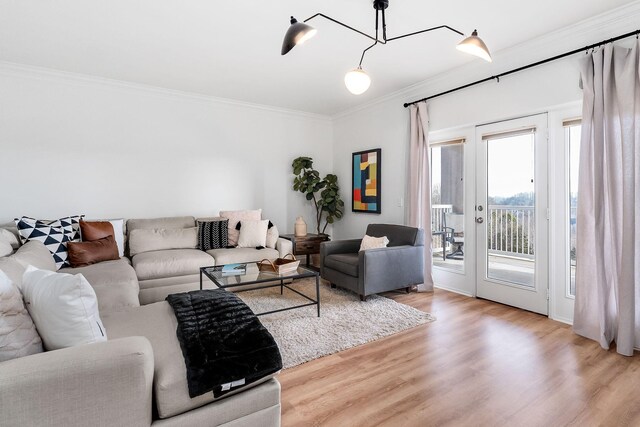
197,219,229,251
15,215,83,269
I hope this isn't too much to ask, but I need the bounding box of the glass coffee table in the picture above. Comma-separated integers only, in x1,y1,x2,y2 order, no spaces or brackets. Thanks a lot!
199,263,321,317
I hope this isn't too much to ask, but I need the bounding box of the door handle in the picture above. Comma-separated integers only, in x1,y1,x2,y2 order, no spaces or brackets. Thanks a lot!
476,217,484,224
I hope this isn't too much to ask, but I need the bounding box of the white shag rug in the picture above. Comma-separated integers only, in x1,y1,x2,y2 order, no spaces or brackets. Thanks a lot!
239,279,435,369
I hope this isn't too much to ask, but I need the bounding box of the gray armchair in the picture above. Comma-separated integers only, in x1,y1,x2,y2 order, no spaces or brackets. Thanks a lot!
320,224,425,301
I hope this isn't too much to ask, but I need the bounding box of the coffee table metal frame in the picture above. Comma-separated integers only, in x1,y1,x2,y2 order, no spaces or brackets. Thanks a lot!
199,264,321,317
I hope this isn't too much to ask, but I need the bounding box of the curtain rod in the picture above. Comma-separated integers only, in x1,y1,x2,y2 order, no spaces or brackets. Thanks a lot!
403,28,640,108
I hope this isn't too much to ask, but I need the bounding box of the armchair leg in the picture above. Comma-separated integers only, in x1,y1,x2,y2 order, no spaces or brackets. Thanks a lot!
360,294,367,302
330,283,337,289
405,287,411,293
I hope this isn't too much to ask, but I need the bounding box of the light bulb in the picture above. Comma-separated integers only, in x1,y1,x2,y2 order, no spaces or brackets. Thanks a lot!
344,67,371,95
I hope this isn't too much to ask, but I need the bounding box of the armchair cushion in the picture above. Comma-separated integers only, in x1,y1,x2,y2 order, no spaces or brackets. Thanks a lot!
366,224,424,247
324,254,359,277
320,239,362,256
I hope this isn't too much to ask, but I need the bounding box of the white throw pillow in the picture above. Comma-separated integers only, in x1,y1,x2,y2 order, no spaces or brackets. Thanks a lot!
266,223,279,249
359,235,390,251
0,270,43,362
237,220,269,248
219,209,262,247
20,266,107,351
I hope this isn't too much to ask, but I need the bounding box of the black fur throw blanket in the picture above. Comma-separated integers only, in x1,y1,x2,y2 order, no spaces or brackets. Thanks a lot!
166,289,282,398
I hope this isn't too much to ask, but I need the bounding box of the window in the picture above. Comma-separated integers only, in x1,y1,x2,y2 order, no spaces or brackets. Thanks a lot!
565,122,581,297
431,139,464,272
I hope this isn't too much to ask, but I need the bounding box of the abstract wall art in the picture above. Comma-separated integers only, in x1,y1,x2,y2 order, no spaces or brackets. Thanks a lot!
352,148,381,213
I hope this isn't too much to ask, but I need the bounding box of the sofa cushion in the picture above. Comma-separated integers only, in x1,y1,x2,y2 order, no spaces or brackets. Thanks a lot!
0,270,43,362
324,253,359,277
62,259,140,313
207,247,279,266
150,379,280,427
132,249,214,281
0,241,11,257
102,301,278,419
129,227,198,256
127,216,195,233
0,225,21,249
0,241,56,287
139,282,202,306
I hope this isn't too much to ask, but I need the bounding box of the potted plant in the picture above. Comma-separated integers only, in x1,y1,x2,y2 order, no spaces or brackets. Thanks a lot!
292,156,345,235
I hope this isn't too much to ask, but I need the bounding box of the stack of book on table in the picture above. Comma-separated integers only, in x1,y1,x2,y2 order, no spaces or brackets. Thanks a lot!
221,263,247,276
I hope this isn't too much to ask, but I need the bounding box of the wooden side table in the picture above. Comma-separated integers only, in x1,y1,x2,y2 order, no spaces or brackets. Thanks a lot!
280,233,330,271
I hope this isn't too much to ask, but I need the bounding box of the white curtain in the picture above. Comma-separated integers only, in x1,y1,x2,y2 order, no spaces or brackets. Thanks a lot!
408,102,435,292
573,40,640,356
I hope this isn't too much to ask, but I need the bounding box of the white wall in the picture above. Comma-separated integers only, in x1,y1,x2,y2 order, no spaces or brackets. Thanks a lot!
0,64,333,233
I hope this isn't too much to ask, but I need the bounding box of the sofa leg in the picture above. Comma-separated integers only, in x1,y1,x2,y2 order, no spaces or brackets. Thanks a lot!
330,283,337,289
405,287,411,293
360,295,367,302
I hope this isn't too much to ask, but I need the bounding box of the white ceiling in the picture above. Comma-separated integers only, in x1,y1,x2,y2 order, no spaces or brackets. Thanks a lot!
0,0,634,115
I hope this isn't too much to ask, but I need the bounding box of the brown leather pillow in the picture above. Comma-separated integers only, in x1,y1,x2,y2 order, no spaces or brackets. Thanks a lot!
67,235,119,268
80,220,115,241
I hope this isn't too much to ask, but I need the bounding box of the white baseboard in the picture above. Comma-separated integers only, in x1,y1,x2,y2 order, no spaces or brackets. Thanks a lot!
434,284,474,298
549,315,573,326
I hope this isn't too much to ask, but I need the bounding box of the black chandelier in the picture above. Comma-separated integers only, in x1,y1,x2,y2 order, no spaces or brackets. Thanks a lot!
281,0,492,95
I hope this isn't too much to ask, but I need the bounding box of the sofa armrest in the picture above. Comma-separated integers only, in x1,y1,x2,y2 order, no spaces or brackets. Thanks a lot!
276,237,293,258
359,245,425,295
0,337,154,427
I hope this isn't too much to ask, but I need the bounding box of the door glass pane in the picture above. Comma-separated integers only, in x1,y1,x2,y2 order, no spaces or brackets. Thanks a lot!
486,134,535,287
568,125,581,296
431,143,464,272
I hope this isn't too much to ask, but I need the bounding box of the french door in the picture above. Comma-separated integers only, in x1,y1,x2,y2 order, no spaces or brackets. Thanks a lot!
475,114,549,315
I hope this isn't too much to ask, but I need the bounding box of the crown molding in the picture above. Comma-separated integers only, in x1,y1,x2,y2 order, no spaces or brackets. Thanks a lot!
332,1,640,120
0,61,332,122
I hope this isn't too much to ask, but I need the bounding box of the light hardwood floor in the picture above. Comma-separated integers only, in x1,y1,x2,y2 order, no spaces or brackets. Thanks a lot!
279,287,640,427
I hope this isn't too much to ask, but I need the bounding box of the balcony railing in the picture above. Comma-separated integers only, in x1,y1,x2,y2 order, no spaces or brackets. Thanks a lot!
488,205,534,259
431,204,536,260
431,204,452,255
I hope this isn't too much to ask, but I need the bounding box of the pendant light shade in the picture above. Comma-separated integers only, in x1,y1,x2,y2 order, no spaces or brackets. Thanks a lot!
456,30,492,62
281,17,318,55
344,67,371,95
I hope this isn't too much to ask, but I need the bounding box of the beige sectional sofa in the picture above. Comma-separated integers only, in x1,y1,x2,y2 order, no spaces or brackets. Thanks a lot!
0,215,290,427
